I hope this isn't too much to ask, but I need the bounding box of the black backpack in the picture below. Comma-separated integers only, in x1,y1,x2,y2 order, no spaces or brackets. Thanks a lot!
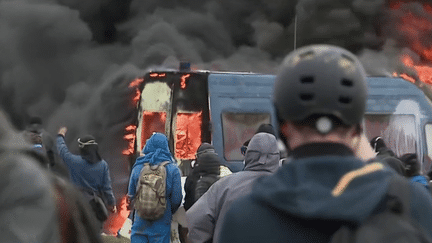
330,176,432,243
194,174,219,202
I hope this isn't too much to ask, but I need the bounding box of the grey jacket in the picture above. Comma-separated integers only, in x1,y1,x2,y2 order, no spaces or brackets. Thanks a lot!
0,112,60,242
186,132,280,243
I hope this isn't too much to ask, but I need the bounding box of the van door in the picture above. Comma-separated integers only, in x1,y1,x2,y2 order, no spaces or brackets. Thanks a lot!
208,73,277,172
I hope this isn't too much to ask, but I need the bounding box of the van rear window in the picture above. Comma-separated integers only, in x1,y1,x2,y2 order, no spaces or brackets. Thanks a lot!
364,114,417,157
221,112,271,161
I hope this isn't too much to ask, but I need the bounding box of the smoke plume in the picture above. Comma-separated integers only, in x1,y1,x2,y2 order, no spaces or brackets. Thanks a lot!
0,0,429,197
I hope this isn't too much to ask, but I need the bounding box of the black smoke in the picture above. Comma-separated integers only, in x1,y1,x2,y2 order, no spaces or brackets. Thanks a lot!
0,0,429,198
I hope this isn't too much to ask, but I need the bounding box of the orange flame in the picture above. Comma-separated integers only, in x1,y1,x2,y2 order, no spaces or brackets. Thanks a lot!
129,78,144,107
129,78,144,88
180,74,191,89
125,125,135,131
103,196,131,236
149,73,167,78
391,2,432,86
123,125,136,156
132,89,141,105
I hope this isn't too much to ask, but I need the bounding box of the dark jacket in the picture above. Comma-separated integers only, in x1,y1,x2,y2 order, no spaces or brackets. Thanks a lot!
184,147,221,210
376,147,396,159
367,156,405,176
184,166,201,211
219,143,432,243
194,174,219,202
0,112,60,242
187,133,280,243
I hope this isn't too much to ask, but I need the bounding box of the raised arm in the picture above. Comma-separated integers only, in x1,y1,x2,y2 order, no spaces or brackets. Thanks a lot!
56,127,82,169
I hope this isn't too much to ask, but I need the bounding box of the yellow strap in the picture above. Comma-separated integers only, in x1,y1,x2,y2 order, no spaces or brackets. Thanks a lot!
332,163,384,197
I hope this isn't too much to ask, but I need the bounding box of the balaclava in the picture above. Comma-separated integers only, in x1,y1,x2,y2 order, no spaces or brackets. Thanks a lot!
78,135,101,164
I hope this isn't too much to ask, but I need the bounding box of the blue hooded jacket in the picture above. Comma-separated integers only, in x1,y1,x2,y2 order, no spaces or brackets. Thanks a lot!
219,143,432,243
56,135,116,206
127,133,183,241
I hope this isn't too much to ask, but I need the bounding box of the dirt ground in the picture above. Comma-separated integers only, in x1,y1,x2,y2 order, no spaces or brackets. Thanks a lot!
102,235,131,243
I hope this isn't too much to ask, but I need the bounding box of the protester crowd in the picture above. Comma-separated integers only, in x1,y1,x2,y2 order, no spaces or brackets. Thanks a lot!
3,44,432,243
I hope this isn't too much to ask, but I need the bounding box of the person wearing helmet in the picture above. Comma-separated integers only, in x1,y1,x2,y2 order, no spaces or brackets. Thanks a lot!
219,45,432,242
56,127,116,229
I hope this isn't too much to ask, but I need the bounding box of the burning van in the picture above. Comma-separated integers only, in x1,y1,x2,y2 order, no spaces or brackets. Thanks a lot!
127,67,432,174
127,67,276,173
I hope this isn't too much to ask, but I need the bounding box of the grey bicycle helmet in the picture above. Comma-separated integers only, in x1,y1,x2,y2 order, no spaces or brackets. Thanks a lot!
273,44,368,132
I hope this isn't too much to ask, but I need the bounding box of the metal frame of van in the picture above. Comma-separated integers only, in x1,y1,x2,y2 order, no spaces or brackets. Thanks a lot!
366,77,432,173
134,71,432,174
207,73,278,172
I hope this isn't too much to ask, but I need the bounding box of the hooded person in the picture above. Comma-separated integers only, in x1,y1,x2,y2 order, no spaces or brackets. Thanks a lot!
24,117,61,169
78,135,102,164
127,132,183,243
186,132,280,243
256,123,276,136
218,45,432,242
56,127,117,226
183,142,220,211
194,146,221,203
240,124,275,157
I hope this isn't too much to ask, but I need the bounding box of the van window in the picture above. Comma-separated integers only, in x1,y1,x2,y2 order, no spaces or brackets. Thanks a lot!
364,114,417,157
221,112,271,161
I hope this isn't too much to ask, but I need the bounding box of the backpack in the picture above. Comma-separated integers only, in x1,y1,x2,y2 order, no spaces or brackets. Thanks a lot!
194,175,219,202
135,161,170,221
330,176,432,243
88,191,109,222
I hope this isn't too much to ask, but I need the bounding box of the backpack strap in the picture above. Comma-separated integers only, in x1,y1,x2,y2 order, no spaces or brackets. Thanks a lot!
160,161,170,167
153,161,170,169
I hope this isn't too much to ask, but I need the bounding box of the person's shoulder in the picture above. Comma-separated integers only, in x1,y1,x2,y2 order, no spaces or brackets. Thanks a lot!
100,160,109,166
165,162,181,175
208,172,233,187
224,193,260,221
165,161,179,169
408,179,432,201
99,160,111,170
